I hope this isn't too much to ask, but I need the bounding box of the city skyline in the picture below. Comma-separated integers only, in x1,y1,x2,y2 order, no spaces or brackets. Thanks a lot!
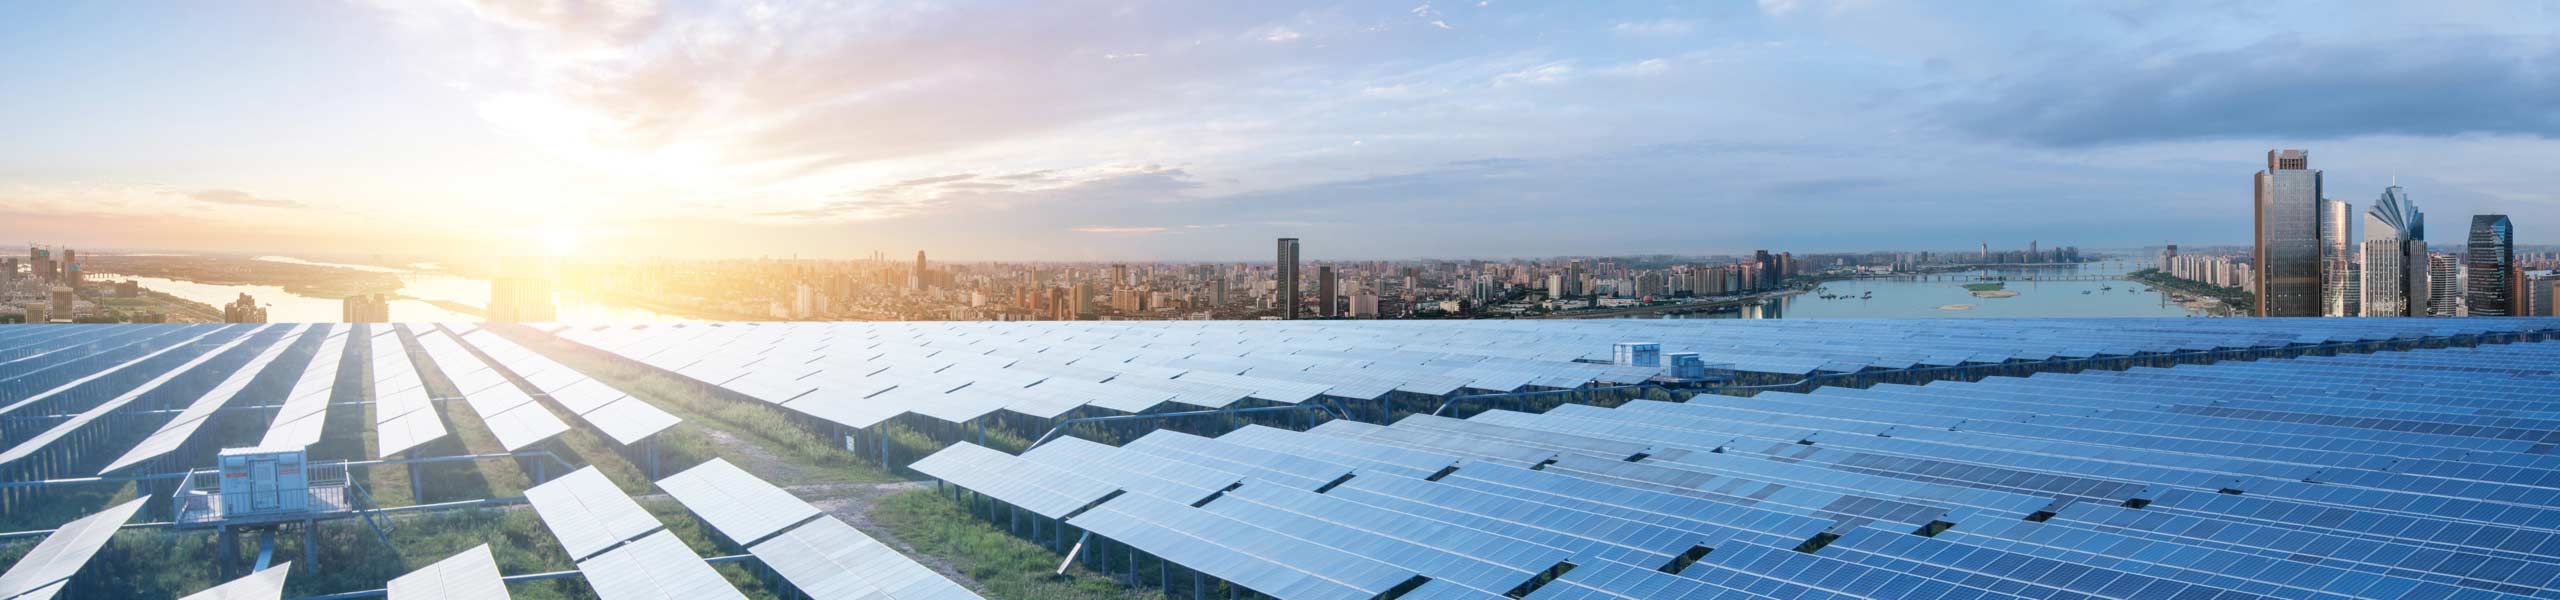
3,2,2557,261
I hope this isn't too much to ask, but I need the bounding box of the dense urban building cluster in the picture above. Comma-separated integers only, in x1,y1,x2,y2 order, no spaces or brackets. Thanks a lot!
2240,149,2554,317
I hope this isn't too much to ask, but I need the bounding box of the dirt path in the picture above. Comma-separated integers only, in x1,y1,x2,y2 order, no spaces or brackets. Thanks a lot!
686,423,830,485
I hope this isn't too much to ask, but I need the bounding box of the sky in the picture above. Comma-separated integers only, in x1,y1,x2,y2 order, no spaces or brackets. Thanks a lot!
1,0,2556,262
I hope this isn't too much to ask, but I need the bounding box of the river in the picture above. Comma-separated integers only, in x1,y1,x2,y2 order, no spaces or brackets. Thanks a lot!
1678,260,2204,319
102,258,685,323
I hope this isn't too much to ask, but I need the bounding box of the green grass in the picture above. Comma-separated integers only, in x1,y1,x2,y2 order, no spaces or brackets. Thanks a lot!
1961,282,2006,292
870,488,1157,600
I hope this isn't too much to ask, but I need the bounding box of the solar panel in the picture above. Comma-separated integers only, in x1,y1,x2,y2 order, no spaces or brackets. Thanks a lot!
372,327,448,456
0,499,148,599
653,458,819,545
178,564,291,600
259,329,351,449
525,467,663,561
386,545,509,600
749,518,983,600
574,531,747,600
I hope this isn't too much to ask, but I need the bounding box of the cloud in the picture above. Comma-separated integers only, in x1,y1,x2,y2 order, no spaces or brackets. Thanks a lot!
177,189,307,209
1599,58,1669,77
1263,27,1302,42
1493,61,1574,86
1610,19,1694,37
465,0,663,46
1072,226,1171,233
1945,34,2560,146
754,165,1198,223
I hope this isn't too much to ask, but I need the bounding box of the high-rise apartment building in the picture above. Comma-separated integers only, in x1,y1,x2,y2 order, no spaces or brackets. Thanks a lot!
2428,253,2464,317
222,293,266,323
488,276,558,322
342,294,390,322
1276,238,1300,319
2360,186,2427,317
2253,150,2323,316
2157,245,2177,272
2466,214,2516,316
2528,271,2559,316
1318,265,1338,317
2319,198,2356,317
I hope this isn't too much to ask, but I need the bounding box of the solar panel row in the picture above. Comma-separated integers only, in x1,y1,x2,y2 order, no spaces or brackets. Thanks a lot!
0,498,147,600
548,318,2560,444
258,328,352,449
522,466,749,600
407,327,567,452
919,337,2560,600
372,326,447,457
450,327,677,446
656,458,983,600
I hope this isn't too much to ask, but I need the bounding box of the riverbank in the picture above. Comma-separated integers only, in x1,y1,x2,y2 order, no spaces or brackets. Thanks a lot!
2127,269,2248,317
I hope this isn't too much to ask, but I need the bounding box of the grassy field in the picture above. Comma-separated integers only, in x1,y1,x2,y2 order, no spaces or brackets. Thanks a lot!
870,488,1157,600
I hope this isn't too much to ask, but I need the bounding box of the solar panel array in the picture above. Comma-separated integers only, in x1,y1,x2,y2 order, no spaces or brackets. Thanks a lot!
409,327,567,452
523,467,749,599
552,319,2560,434
1,325,279,469
452,328,677,446
657,458,983,600
105,325,319,473
372,326,447,457
918,338,2560,600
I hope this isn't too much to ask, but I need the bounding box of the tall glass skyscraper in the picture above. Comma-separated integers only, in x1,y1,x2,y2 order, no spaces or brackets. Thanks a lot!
2319,198,2356,317
2466,214,2516,316
2253,150,2323,316
2360,186,2426,317
1275,238,1300,319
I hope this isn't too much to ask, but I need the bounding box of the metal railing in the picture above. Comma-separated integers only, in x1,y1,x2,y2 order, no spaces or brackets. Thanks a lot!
171,462,353,525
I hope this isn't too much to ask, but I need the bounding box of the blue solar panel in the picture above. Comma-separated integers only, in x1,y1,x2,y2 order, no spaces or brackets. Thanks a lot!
918,331,2560,600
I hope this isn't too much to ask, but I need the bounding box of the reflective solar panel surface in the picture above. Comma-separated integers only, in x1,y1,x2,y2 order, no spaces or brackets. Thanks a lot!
551,318,2560,437
386,545,510,600
922,335,2560,600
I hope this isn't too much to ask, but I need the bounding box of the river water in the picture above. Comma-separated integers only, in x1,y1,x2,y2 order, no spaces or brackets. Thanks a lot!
100,257,684,323
1693,260,2204,319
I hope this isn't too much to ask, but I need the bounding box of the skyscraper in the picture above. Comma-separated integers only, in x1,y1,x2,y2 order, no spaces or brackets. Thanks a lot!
1318,265,1338,317
2360,186,2426,317
910,251,927,291
1276,238,1300,319
2253,150,2323,317
2465,214,2516,316
2319,198,2357,317
2428,253,2463,317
